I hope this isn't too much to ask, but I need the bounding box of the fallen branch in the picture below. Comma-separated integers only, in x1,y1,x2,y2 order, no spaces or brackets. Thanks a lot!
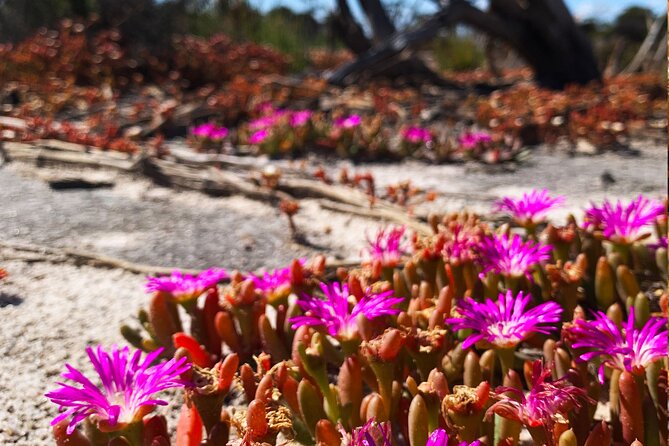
0,241,361,276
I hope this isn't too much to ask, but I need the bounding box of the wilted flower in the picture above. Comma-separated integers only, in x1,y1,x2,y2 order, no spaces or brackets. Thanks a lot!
566,308,668,383
290,110,313,127
459,131,492,149
340,418,392,446
334,114,361,129
494,189,565,226
290,282,403,339
584,195,665,244
46,345,190,435
365,226,408,267
401,126,432,144
446,290,562,349
249,129,270,145
486,360,592,443
477,233,552,279
145,268,228,303
426,428,482,446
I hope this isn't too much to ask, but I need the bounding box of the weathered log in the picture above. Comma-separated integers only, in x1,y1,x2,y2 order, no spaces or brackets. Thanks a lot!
329,0,601,89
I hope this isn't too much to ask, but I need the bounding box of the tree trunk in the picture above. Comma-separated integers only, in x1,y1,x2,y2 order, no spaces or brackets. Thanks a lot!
329,0,601,89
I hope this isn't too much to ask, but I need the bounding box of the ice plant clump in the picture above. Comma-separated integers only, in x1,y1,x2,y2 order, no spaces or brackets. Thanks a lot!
446,290,562,350
365,225,408,268
145,268,228,303
290,282,403,339
340,418,392,446
486,360,592,444
583,195,665,244
426,428,482,446
334,114,362,129
46,345,189,434
494,189,565,226
566,307,668,383
477,233,552,279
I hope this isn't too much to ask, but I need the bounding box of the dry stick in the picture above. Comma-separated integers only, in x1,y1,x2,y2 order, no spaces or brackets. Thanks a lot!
0,241,360,277
3,141,434,232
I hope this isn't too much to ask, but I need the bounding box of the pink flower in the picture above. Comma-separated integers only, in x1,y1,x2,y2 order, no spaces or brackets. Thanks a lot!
290,282,403,339
334,114,361,129
584,195,665,244
365,226,408,267
249,129,270,145
145,268,228,303
426,428,482,446
209,127,229,140
340,418,392,446
459,131,492,149
494,189,565,225
402,126,432,144
565,308,668,383
477,233,552,279
290,110,313,128
486,360,592,443
46,345,189,434
446,290,562,349
248,259,307,301
191,123,216,137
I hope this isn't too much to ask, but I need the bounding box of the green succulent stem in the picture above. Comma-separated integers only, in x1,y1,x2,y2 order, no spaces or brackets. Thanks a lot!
496,347,515,385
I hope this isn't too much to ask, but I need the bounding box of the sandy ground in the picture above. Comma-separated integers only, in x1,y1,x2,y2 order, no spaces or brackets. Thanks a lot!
0,140,665,444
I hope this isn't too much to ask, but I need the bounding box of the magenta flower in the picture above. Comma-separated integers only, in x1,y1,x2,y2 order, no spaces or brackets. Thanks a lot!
401,126,432,144
459,131,492,149
446,290,562,349
494,189,565,226
191,123,216,137
486,360,592,443
290,110,313,128
145,268,228,303
248,258,306,302
46,345,190,435
365,226,408,267
209,127,229,140
584,195,665,244
290,282,403,339
426,428,482,446
334,114,361,129
477,233,552,279
340,418,392,446
441,223,482,265
566,308,668,383
249,129,270,145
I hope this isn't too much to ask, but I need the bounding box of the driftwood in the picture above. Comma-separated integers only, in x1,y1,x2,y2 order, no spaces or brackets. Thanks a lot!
622,13,667,74
330,0,600,89
1,141,143,171
0,241,361,277
3,140,433,233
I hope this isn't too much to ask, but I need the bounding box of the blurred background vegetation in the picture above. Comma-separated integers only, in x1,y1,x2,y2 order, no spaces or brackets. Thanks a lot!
0,0,665,73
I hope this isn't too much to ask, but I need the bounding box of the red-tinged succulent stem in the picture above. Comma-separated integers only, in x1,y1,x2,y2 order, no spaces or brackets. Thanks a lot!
619,371,644,445
175,404,203,446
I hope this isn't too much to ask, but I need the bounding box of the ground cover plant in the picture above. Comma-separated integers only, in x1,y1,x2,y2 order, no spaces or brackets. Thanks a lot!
1,19,665,164
45,193,668,446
